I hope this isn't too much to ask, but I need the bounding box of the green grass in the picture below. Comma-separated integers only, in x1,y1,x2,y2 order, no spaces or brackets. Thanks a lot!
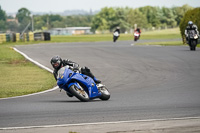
0,44,55,98
139,28,181,40
137,41,184,46
50,28,181,42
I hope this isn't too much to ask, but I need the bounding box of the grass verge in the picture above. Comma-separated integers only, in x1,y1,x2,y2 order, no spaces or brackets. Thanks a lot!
136,41,184,46
50,28,181,42
0,44,55,98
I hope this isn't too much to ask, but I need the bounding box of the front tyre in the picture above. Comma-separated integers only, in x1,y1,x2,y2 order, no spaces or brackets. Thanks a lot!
134,36,138,41
69,84,89,102
99,86,110,101
192,40,197,51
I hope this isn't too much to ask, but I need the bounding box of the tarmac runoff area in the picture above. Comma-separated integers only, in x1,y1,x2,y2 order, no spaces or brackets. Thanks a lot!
0,117,200,133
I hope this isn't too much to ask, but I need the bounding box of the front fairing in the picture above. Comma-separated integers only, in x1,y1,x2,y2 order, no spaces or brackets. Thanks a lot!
57,66,101,99
57,66,74,90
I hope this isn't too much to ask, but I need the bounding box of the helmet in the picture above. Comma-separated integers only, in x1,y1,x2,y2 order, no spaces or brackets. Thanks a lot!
50,55,62,70
188,21,193,27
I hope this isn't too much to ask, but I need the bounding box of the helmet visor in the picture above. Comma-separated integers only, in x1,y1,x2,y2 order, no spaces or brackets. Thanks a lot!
53,62,60,67
52,60,61,69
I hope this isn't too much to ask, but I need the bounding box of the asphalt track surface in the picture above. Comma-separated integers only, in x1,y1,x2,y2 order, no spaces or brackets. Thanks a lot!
1,40,200,128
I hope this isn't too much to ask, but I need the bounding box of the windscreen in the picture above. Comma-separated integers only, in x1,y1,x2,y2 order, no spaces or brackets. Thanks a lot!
57,66,69,79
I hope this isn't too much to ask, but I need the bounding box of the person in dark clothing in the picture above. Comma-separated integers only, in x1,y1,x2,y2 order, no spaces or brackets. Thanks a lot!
185,21,199,43
136,28,141,34
50,55,101,84
135,27,141,38
114,27,120,34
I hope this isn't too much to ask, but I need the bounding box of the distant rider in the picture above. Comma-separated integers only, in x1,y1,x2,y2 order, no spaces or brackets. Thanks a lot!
185,21,199,43
114,27,120,34
135,27,141,38
113,27,120,42
50,55,101,83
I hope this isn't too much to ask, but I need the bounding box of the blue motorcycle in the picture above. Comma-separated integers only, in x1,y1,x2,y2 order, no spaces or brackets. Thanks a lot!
57,66,110,102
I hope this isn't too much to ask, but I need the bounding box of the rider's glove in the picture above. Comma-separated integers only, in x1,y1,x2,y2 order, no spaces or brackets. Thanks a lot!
73,66,79,72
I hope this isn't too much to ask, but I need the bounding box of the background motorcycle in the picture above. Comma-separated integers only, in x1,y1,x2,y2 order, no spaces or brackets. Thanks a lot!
187,30,198,51
134,31,140,41
57,66,110,102
113,31,120,42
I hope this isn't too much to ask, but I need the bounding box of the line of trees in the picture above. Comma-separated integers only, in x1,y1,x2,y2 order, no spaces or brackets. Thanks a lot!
0,4,193,33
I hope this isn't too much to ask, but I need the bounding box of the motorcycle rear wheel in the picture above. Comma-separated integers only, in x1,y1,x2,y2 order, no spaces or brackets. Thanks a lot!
69,84,89,102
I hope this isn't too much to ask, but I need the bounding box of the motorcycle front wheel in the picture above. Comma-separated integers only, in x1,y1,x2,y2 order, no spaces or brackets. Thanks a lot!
99,86,110,101
134,36,138,41
69,84,89,102
191,40,197,51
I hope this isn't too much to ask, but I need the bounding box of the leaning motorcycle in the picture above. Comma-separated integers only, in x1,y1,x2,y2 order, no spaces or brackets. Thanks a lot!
134,31,140,41
57,66,110,102
187,30,199,51
113,31,120,42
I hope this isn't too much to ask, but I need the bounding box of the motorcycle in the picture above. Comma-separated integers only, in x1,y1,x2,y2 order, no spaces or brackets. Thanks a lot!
187,30,199,51
57,66,110,102
113,31,120,42
134,31,140,41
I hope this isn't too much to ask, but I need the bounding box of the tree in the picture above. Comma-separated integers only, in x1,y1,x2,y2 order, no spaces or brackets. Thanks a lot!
0,6,6,31
0,20,6,31
127,9,148,29
0,6,6,21
7,21,18,32
65,15,92,27
51,20,65,28
114,7,131,32
179,8,200,44
173,4,193,25
139,6,161,28
16,8,31,23
161,7,177,28
92,7,117,32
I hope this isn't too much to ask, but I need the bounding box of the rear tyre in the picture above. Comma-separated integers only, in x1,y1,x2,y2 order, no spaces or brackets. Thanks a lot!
69,84,89,102
99,86,110,101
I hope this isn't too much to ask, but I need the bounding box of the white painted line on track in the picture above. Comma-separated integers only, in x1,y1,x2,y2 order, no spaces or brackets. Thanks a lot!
0,47,58,100
13,47,53,73
1,116,200,130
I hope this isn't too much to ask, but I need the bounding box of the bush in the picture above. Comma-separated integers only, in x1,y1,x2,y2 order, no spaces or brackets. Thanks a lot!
179,8,200,44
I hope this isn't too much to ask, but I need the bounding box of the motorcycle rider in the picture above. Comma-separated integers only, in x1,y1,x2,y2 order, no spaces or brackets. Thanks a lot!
113,27,120,42
114,27,120,34
50,55,101,83
135,27,141,38
185,21,199,43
